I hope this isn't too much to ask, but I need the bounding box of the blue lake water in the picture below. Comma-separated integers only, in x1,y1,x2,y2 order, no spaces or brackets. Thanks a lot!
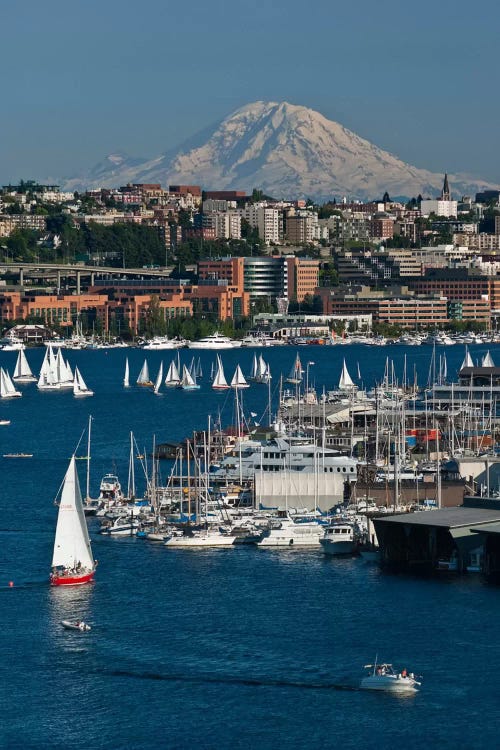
1,343,499,749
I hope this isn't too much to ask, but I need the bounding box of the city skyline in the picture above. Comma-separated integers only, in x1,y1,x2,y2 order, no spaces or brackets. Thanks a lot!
1,0,499,184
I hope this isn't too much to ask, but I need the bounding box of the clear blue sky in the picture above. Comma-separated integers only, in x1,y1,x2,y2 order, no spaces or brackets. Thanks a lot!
1,0,498,184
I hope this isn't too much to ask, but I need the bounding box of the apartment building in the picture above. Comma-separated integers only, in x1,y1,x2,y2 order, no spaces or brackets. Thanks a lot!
285,257,320,301
370,215,394,240
0,214,47,235
242,204,280,244
285,214,318,244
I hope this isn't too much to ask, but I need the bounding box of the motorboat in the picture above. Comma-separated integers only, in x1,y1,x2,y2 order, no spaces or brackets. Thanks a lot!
61,620,91,632
99,516,141,536
320,523,358,555
164,526,238,547
256,510,324,548
143,336,184,350
360,663,421,693
437,550,459,571
187,332,241,349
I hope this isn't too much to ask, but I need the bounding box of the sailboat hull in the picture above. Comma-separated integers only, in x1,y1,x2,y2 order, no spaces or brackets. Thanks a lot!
50,570,95,586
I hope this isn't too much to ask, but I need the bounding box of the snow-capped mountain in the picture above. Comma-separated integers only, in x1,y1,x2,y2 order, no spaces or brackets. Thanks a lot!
63,101,498,199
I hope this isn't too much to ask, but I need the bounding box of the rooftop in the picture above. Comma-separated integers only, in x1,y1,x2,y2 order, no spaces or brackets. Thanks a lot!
374,506,500,529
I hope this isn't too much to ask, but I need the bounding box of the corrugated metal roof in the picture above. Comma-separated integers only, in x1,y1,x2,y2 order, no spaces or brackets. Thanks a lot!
374,507,500,529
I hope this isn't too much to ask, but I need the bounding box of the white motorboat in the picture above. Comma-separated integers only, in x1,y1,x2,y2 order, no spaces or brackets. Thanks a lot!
256,510,323,548
320,523,358,555
61,620,91,632
187,332,241,349
100,516,141,536
143,336,182,350
164,526,237,548
360,663,421,693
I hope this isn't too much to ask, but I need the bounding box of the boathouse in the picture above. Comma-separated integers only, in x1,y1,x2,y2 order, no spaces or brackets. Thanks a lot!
373,502,500,572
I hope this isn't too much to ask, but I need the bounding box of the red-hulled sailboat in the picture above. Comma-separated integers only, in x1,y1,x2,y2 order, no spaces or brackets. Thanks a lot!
50,456,96,586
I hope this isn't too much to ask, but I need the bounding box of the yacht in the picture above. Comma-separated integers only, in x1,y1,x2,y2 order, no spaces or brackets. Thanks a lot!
164,526,238,547
187,333,241,350
210,437,357,484
320,523,358,555
256,509,324,547
143,336,185,350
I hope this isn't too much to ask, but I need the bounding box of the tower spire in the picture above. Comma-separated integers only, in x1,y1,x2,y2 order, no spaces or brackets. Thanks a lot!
441,173,450,201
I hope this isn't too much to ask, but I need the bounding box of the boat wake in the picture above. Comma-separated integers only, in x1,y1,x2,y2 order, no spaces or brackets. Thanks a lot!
91,666,360,692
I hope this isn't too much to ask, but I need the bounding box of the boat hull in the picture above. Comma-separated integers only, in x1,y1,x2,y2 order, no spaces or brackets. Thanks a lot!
320,539,356,555
50,571,95,586
360,676,419,693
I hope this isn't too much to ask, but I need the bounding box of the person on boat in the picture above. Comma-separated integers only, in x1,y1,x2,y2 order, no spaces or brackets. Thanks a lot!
401,668,407,678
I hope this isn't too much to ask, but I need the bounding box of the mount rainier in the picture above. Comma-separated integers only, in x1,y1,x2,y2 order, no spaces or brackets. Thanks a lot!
63,101,498,200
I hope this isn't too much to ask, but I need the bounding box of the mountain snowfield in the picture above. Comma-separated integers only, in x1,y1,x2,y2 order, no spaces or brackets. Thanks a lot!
63,101,498,199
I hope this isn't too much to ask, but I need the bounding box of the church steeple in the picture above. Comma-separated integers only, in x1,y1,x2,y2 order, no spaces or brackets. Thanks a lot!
441,173,450,201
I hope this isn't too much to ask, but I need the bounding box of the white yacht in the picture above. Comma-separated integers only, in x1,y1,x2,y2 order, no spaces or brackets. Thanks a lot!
256,509,324,547
210,437,357,483
320,523,358,555
143,336,184,350
187,333,241,350
164,526,238,547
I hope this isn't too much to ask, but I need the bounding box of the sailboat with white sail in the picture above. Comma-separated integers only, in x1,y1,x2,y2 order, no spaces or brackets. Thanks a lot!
50,456,96,586
0,368,22,398
212,354,230,390
164,358,180,387
56,348,74,388
73,366,94,397
179,364,200,390
153,362,163,395
37,347,60,390
231,364,250,389
339,359,355,390
255,354,271,384
123,357,130,387
137,359,153,387
13,349,36,383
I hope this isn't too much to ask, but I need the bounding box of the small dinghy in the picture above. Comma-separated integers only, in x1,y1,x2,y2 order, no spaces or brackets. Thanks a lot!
61,620,91,632
360,662,420,693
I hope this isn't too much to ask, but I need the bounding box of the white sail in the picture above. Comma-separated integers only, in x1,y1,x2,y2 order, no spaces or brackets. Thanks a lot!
262,362,272,384
180,364,197,388
257,355,267,378
482,351,495,367
13,349,35,381
212,354,229,389
165,360,180,386
51,456,94,571
124,357,130,387
137,359,151,385
461,348,474,370
1,368,21,398
231,364,250,389
339,359,355,389
65,358,74,383
154,362,163,394
73,366,93,397
250,354,258,380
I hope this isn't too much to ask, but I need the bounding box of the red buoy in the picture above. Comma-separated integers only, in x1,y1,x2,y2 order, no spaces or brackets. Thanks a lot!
8,581,14,588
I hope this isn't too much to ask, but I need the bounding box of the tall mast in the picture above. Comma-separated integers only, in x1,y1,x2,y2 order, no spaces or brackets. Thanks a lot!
86,415,92,501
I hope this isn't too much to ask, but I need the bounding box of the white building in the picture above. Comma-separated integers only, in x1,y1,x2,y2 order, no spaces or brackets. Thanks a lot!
420,199,458,218
242,203,280,244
